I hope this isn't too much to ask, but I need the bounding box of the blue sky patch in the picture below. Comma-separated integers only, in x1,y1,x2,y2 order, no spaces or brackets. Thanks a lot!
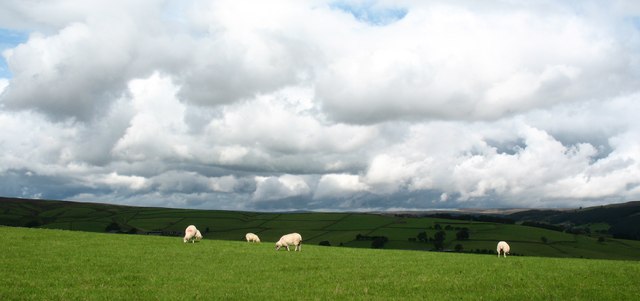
0,28,29,78
631,16,640,30
331,1,408,26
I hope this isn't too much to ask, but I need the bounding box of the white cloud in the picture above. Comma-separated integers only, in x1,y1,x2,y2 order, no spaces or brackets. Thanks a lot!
314,173,368,199
318,4,639,123
208,175,239,193
253,174,311,202
112,72,190,162
0,78,7,93
97,172,149,191
0,1,639,211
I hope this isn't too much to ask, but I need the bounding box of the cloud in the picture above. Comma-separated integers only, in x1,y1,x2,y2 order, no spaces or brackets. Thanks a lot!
0,1,639,211
314,173,368,199
112,72,189,162
317,4,640,123
253,174,311,202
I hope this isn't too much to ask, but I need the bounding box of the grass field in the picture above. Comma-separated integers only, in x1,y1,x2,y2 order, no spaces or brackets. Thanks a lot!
1,226,638,300
2,198,640,260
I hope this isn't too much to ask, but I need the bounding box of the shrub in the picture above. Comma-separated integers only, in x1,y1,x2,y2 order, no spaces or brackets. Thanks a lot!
417,231,427,242
456,228,470,240
105,222,121,232
371,237,389,249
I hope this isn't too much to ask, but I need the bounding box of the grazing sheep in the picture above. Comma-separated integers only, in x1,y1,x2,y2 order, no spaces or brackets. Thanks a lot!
275,233,302,251
195,230,203,241
183,225,198,243
245,233,261,243
497,241,510,257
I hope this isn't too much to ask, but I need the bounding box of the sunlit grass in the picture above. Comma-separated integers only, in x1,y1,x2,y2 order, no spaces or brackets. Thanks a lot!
1,227,638,300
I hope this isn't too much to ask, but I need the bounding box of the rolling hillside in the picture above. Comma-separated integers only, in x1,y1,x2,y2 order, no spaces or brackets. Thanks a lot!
2,226,639,300
1,196,640,260
508,201,640,240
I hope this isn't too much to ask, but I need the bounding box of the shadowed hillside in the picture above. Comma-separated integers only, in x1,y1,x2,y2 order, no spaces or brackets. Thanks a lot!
1,196,640,260
508,201,640,240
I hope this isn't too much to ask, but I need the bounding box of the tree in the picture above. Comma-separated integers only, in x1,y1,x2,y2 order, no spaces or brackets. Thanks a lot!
434,223,442,230
454,244,464,252
371,236,388,249
319,241,331,246
541,236,548,244
417,231,428,242
456,228,470,240
105,222,121,232
433,230,446,250
25,220,41,228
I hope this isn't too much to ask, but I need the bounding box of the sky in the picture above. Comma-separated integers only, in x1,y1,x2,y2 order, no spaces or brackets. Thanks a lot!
1,0,640,211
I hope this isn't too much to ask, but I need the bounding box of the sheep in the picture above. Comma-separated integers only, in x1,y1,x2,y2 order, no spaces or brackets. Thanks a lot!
275,233,302,251
195,230,203,241
245,232,261,243
497,241,510,257
183,225,198,243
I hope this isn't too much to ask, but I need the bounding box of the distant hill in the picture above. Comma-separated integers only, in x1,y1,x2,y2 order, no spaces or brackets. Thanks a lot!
2,196,640,260
507,201,640,240
383,201,640,241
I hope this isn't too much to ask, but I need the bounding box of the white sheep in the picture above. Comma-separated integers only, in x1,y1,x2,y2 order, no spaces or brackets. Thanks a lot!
275,233,302,251
183,225,198,243
195,230,203,241
245,233,261,243
497,241,510,257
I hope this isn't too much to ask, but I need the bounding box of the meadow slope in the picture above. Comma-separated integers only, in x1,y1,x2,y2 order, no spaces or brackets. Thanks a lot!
2,197,640,260
1,227,639,301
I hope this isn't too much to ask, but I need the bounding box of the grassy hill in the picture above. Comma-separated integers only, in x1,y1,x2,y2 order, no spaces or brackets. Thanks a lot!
1,226,638,300
508,201,640,240
2,197,640,260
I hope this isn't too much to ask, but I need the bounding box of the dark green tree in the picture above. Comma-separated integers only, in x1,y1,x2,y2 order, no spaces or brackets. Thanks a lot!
25,220,41,228
417,231,428,242
105,222,121,232
456,228,470,240
433,230,446,250
371,236,388,249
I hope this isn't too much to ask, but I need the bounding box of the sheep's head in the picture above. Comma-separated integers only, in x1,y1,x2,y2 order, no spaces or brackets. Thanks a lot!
275,242,282,250
256,238,261,243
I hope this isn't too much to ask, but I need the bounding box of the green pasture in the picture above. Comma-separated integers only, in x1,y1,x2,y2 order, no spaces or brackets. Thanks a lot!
1,227,638,301
2,199,640,260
